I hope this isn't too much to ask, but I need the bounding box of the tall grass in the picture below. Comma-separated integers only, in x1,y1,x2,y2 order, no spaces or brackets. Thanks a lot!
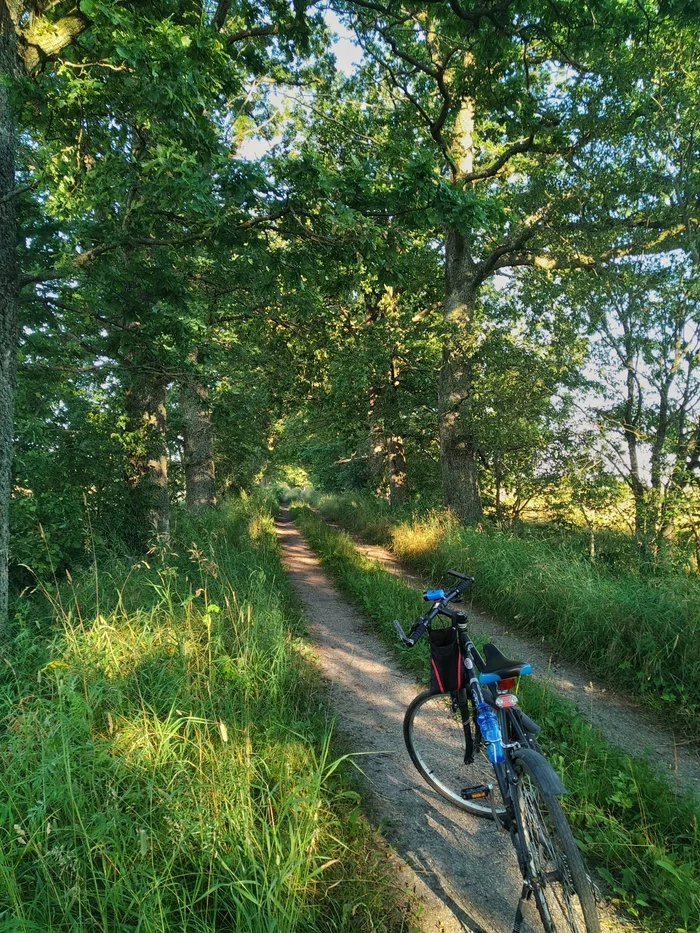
316,493,407,546
292,505,700,932
0,500,408,932
317,496,700,732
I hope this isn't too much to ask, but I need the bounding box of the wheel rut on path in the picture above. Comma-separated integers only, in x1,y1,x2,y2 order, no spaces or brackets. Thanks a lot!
350,539,700,802
276,512,627,933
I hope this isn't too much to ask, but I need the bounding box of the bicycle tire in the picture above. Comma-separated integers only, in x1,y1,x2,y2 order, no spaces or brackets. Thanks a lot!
403,689,504,818
512,753,600,933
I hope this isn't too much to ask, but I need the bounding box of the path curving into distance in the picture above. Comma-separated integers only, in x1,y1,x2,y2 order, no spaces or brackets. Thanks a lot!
276,511,628,933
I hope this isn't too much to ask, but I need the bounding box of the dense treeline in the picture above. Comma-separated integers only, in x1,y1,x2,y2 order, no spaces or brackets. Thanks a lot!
3,0,700,622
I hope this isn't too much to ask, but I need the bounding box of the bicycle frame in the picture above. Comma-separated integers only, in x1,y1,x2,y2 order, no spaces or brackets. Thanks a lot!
454,619,515,813
397,578,601,933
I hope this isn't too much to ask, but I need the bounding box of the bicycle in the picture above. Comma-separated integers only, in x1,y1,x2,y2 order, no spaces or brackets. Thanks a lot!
393,570,601,933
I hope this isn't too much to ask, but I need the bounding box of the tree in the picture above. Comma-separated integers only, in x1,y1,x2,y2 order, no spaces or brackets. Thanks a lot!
578,261,700,561
1,0,323,622
461,272,586,523
332,0,695,522
258,71,444,501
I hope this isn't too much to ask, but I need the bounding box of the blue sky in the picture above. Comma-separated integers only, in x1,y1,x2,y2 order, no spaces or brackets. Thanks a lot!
325,10,363,75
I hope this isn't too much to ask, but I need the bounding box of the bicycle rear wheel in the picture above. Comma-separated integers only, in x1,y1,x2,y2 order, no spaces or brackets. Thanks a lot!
403,689,504,818
512,755,600,932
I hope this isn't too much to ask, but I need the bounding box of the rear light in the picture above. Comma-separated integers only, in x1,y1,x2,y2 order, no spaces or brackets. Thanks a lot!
497,677,516,692
495,694,519,709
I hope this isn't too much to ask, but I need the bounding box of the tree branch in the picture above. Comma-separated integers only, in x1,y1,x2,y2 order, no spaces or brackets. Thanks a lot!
212,0,233,31
462,134,535,184
0,182,35,205
376,25,439,80
493,221,688,274
19,11,91,71
475,207,548,282
227,24,280,46
19,207,291,288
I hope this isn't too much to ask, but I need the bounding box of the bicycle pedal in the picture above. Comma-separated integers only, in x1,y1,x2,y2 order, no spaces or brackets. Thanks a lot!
460,784,491,801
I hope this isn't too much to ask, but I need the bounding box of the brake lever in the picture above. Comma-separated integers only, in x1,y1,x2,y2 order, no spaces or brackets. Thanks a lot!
393,619,413,646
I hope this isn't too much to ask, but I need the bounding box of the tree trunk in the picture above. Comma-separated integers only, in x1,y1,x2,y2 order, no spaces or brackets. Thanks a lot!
367,383,386,493
438,247,483,524
181,381,216,512
387,434,408,506
621,324,651,555
439,362,482,523
0,5,18,626
437,85,483,525
634,491,649,549
494,459,503,523
125,370,170,539
386,358,408,506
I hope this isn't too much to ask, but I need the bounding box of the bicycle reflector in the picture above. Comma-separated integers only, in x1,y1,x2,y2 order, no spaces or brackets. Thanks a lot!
497,677,516,692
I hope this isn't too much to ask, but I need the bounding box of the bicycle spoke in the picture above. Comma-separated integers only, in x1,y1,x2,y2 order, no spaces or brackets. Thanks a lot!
404,690,505,818
515,764,600,933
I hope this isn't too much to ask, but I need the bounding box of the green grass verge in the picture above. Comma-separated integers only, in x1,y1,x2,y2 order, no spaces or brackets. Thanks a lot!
316,493,700,735
292,504,700,933
0,498,412,932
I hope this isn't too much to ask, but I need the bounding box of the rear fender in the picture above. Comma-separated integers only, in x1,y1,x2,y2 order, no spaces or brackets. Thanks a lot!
513,748,567,796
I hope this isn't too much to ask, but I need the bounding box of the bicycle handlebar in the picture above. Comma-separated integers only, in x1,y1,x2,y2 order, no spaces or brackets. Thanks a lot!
393,571,474,648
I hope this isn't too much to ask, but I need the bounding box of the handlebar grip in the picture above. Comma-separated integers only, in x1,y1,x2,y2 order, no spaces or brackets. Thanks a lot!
447,570,472,581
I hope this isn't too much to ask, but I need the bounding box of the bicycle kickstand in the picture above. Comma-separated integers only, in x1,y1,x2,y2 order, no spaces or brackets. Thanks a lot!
511,882,532,933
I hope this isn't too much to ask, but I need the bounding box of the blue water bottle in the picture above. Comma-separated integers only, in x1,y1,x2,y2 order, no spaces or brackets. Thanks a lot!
476,702,504,763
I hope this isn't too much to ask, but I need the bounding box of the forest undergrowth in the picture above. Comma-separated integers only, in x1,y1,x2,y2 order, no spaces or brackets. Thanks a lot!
291,504,700,933
313,493,700,736
0,498,410,932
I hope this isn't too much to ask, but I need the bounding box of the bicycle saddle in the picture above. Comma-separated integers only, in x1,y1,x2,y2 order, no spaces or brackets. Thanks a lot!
478,643,532,685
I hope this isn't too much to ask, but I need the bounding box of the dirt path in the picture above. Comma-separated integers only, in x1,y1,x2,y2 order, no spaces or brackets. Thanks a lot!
276,512,628,933
351,540,700,801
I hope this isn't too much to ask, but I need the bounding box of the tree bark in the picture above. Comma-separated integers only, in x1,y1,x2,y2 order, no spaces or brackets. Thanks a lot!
367,383,386,492
387,433,408,506
494,458,503,523
0,3,92,626
437,85,484,524
0,3,19,626
620,320,650,551
180,381,216,512
438,243,483,524
19,12,90,70
386,358,408,506
125,370,170,539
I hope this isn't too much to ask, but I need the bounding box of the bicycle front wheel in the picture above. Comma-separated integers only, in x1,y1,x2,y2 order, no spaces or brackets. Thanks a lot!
512,754,600,933
403,689,504,818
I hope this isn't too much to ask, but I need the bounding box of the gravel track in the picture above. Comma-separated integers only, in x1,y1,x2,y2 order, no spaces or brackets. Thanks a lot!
276,512,629,933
